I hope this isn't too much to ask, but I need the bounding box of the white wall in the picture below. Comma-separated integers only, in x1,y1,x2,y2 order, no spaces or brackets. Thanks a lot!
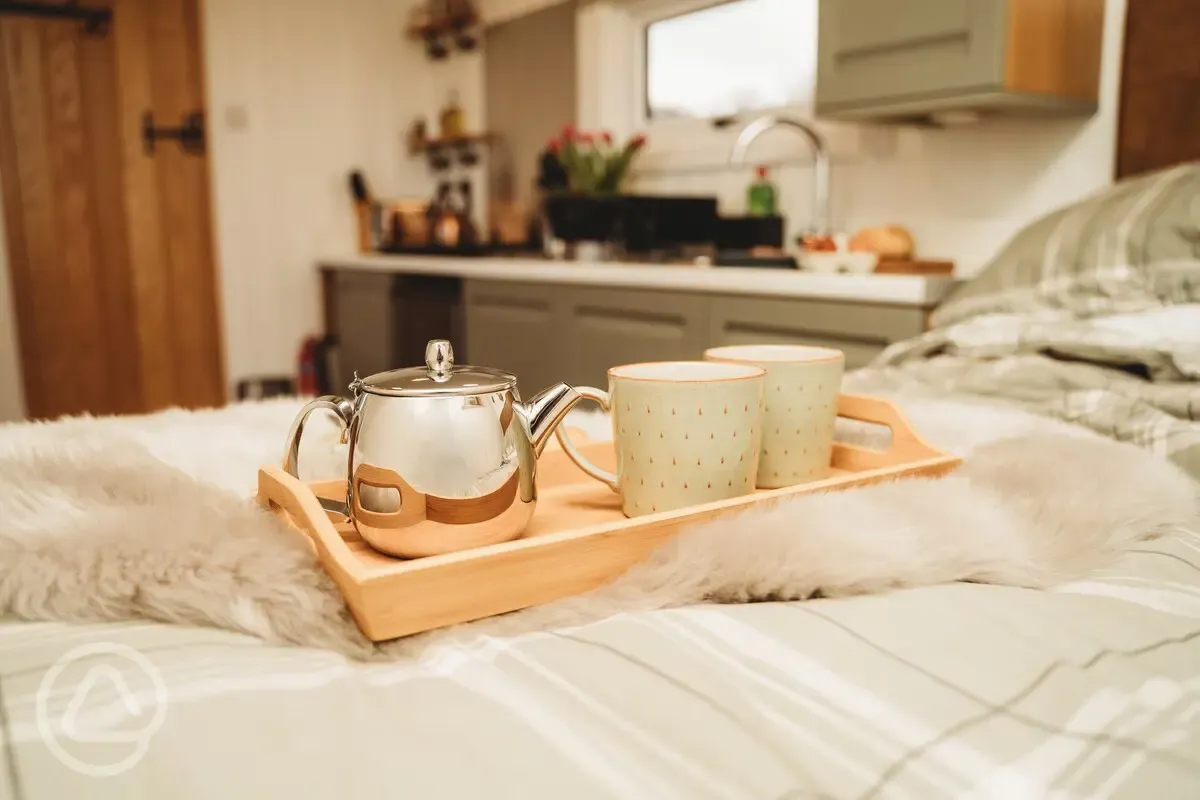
609,0,1128,276
202,0,483,387
0,164,26,422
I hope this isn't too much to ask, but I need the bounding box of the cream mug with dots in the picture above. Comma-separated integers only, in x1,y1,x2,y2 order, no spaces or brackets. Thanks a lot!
703,345,844,489
555,361,766,518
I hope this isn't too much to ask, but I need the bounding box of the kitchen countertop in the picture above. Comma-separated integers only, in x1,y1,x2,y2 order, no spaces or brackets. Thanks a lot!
319,254,960,307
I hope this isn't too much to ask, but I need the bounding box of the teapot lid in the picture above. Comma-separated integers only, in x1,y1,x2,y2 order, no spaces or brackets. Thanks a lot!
351,340,515,397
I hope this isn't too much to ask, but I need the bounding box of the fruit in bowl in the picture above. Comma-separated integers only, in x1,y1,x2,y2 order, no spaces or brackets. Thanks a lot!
796,231,878,274
798,250,879,274
798,233,838,252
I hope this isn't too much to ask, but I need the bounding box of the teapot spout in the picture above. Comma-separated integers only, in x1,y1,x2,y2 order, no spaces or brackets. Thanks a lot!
521,382,582,456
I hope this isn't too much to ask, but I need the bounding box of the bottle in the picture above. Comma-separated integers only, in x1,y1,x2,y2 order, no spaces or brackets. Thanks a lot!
439,92,465,140
747,165,777,217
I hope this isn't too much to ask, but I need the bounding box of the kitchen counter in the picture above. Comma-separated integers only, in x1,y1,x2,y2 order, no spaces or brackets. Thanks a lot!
319,254,958,307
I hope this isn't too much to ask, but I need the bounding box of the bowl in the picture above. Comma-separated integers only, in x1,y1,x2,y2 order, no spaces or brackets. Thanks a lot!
797,251,879,274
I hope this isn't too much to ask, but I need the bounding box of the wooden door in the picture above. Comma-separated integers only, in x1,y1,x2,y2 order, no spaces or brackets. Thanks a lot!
1116,0,1200,178
0,0,224,419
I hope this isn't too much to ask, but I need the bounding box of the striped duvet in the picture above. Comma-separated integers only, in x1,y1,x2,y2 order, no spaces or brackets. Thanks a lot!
3,525,1198,799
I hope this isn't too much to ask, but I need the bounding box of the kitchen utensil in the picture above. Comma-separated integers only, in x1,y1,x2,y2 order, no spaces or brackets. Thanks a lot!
555,361,766,517
281,339,586,558
704,345,845,488
348,169,378,252
259,394,961,642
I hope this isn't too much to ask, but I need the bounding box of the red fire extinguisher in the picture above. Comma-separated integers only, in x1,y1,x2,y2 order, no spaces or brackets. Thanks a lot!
296,336,319,396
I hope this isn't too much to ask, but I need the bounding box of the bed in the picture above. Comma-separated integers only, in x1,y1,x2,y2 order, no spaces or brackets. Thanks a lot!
2,165,1199,800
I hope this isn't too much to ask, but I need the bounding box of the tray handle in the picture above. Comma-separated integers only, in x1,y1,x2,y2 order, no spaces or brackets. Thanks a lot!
833,394,945,471
257,465,359,580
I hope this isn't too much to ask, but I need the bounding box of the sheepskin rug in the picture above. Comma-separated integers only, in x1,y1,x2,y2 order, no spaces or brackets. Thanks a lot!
0,394,1196,661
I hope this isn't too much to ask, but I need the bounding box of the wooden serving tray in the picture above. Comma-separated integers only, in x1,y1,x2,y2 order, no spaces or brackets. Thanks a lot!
257,394,960,642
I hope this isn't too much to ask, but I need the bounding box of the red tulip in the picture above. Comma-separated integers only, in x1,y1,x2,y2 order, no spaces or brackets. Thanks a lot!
629,133,647,149
601,131,614,145
545,136,561,154
578,131,595,144
561,123,576,140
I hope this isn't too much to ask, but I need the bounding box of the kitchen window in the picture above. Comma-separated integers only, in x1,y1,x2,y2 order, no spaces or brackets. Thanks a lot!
644,0,816,122
577,0,824,172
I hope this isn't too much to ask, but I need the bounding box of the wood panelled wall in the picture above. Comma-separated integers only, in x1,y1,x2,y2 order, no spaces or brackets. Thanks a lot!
0,0,225,419
1117,0,1200,178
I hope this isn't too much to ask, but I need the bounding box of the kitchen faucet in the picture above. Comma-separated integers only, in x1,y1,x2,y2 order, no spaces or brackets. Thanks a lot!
729,115,831,235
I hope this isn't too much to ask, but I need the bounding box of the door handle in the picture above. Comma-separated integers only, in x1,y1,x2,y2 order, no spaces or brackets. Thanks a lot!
142,110,206,155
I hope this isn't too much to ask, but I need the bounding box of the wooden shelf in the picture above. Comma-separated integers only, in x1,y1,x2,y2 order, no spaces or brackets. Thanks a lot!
421,132,493,150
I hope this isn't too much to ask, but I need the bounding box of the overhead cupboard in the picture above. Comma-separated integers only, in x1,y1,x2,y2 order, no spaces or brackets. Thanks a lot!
815,0,1106,122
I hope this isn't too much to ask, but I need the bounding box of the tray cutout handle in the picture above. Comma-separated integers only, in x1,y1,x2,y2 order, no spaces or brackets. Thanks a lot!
833,394,943,472
258,465,359,580
352,463,428,529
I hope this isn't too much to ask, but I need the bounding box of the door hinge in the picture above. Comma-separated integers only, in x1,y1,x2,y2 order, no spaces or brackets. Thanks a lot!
142,110,206,156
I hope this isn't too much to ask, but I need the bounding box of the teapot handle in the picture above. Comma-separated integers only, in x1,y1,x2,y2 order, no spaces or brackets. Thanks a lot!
281,395,355,492
554,386,619,492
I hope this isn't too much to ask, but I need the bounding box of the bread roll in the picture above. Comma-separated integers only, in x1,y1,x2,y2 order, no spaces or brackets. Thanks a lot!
849,225,914,260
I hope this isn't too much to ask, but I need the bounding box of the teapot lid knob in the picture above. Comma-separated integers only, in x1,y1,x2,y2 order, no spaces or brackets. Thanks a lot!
425,339,453,381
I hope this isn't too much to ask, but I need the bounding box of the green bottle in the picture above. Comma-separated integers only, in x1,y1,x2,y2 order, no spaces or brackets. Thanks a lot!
747,165,777,217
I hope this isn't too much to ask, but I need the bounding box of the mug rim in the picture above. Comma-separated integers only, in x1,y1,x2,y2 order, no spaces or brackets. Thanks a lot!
703,344,845,365
608,360,766,383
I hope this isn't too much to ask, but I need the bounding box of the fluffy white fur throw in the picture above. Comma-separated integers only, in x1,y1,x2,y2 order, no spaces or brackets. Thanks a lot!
0,396,1196,660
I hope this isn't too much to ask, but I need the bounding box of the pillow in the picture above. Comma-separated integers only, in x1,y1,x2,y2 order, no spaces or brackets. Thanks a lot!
932,162,1200,328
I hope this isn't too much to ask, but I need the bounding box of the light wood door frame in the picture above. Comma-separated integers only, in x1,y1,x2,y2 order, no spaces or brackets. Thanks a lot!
0,0,226,419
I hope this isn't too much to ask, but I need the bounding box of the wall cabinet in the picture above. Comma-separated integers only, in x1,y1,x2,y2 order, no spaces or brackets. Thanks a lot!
816,0,1104,122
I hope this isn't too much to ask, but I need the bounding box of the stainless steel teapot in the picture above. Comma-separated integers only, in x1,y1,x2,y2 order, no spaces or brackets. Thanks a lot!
282,339,583,558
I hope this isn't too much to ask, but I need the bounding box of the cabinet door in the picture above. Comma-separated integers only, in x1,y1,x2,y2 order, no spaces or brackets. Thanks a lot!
816,0,1007,113
334,271,395,387
709,296,927,370
464,280,564,395
563,287,709,388
393,276,464,368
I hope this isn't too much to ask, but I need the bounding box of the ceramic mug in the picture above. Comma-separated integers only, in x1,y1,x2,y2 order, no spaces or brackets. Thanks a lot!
555,361,766,517
704,344,844,488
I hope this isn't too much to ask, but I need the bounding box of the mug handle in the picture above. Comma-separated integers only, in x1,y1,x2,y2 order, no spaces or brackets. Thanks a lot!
282,395,356,512
554,386,619,492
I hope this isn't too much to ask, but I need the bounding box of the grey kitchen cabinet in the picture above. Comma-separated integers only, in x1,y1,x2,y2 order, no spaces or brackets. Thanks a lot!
333,271,396,388
326,270,463,392
459,278,932,388
562,286,709,389
816,0,1104,122
708,296,926,370
463,280,566,395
